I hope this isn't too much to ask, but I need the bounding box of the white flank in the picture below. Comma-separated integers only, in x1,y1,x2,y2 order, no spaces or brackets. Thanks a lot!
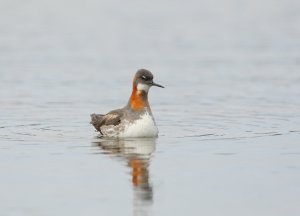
120,112,158,138
137,83,150,92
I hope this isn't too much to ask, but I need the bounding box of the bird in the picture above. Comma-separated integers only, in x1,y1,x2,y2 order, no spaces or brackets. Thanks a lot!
90,69,164,138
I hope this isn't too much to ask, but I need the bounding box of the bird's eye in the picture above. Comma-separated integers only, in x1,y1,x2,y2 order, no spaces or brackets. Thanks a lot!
141,75,147,80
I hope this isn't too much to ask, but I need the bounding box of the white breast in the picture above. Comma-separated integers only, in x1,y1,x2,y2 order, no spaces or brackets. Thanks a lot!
120,112,158,138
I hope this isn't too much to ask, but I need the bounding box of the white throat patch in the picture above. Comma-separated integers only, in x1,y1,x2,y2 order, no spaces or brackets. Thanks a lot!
137,83,150,92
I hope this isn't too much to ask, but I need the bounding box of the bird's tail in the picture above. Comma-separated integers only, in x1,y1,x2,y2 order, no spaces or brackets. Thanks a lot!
90,113,104,132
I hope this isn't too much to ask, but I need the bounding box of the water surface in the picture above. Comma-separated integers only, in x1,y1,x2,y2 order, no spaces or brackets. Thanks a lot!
1,0,300,215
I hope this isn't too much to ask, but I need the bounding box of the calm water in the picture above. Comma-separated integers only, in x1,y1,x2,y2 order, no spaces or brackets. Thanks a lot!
1,0,300,215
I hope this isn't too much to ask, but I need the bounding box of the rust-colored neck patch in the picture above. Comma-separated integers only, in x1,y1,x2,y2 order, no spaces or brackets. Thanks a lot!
129,80,149,111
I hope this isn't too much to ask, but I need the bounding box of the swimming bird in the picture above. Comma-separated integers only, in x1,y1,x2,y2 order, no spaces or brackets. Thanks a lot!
90,69,164,137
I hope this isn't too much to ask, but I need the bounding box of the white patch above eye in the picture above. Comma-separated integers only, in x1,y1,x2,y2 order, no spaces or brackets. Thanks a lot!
137,83,150,92
142,75,146,79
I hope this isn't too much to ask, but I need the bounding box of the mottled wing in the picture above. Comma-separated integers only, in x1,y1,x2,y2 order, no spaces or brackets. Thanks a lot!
103,111,123,126
90,109,123,134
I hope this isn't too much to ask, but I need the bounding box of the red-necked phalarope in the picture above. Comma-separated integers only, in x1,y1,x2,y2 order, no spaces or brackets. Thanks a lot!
90,69,164,137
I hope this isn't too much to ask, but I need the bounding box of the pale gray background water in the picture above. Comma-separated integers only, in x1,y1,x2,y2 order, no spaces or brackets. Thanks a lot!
1,0,300,215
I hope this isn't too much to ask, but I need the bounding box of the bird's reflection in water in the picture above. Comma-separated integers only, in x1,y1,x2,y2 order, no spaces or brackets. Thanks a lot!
93,137,156,213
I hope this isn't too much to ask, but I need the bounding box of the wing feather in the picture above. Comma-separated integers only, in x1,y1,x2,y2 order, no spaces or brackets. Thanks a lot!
90,109,123,133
